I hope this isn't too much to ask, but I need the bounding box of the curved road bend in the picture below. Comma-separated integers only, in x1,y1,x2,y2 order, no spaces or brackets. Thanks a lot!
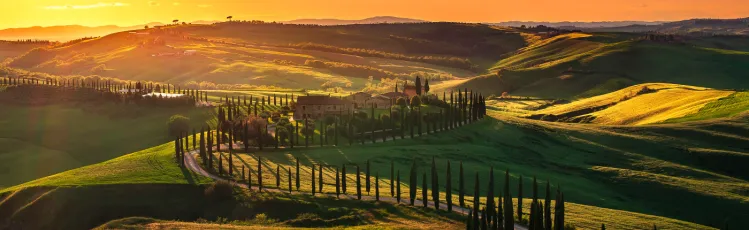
184,145,527,230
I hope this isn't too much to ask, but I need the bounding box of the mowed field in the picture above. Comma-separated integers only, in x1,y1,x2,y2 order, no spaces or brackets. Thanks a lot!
530,83,742,125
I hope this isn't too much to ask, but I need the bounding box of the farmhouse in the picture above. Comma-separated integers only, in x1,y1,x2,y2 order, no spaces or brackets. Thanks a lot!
293,96,350,120
345,92,372,109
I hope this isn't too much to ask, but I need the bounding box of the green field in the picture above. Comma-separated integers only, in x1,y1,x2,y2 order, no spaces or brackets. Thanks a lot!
0,103,212,188
194,111,748,229
4,107,747,228
666,91,749,123
454,32,749,99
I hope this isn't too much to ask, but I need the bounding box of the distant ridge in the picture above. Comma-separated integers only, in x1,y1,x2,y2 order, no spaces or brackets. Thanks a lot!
491,21,667,28
0,20,214,42
283,16,427,25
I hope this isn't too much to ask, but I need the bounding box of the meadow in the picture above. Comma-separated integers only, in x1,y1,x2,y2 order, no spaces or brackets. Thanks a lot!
529,83,737,125
0,103,212,188
192,110,747,229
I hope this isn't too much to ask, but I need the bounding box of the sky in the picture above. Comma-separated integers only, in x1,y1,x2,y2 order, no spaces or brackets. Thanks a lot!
1,0,748,28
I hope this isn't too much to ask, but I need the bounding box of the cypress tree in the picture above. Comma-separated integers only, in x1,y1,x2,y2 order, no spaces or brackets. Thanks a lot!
192,129,196,150
553,189,562,230
498,190,504,230
390,160,395,197
409,159,417,205
492,206,499,230
459,161,465,207
312,164,316,195
431,157,439,210
530,200,537,230
218,153,223,175
532,177,539,227
467,209,473,230
473,172,480,223
258,157,263,191
537,201,544,230
518,175,523,222
366,160,371,194
342,164,347,194
487,167,495,225
396,170,401,203
481,207,488,230
335,166,340,198
601,224,605,230
207,131,213,169
288,167,292,193
228,130,233,176
319,164,323,193
356,165,362,200
545,182,552,230
422,173,428,208
296,157,301,191
276,165,280,187
375,172,380,201
446,160,453,211
504,170,514,230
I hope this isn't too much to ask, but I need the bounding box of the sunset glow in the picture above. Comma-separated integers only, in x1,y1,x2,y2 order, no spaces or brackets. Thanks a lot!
2,0,748,28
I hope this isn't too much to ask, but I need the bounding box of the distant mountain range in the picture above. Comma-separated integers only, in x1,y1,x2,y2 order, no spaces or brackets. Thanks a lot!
282,16,427,25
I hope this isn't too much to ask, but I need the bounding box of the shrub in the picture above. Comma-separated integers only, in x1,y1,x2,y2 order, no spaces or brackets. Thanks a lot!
167,115,190,137
204,181,234,201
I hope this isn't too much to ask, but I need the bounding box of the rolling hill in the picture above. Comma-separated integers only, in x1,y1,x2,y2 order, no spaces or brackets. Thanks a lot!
580,18,749,35
3,110,745,229
5,22,529,91
528,83,743,125
452,32,749,99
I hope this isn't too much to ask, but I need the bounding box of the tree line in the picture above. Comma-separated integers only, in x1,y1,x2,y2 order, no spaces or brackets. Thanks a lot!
173,134,569,230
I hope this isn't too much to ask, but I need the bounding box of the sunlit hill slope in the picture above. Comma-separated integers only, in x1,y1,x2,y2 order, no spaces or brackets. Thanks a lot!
453,32,749,99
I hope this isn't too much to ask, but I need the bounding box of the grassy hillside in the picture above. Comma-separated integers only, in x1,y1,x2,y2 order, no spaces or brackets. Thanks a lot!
0,103,211,189
529,83,739,125
456,32,749,99
3,118,725,229
0,142,462,230
6,23,531,91
194,112,747,229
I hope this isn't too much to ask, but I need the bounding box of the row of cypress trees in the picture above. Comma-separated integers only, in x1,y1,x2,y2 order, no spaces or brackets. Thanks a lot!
2,76,209,102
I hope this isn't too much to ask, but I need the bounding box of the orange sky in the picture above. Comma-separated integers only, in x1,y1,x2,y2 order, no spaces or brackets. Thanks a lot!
2,0,748,28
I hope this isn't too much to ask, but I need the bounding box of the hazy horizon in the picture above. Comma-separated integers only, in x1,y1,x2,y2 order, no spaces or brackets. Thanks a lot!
2,0,748,29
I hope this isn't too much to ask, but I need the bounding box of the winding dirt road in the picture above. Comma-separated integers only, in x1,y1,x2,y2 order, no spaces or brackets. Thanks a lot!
183,145,527,230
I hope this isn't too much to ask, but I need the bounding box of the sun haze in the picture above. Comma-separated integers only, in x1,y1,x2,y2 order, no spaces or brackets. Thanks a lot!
1,0,748,28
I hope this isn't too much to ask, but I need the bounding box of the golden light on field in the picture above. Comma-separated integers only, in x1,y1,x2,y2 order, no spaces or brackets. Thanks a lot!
1,0,749,28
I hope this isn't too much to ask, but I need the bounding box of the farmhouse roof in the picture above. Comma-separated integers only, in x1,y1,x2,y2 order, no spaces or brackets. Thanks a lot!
378,92,405,99
296,96,348,105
